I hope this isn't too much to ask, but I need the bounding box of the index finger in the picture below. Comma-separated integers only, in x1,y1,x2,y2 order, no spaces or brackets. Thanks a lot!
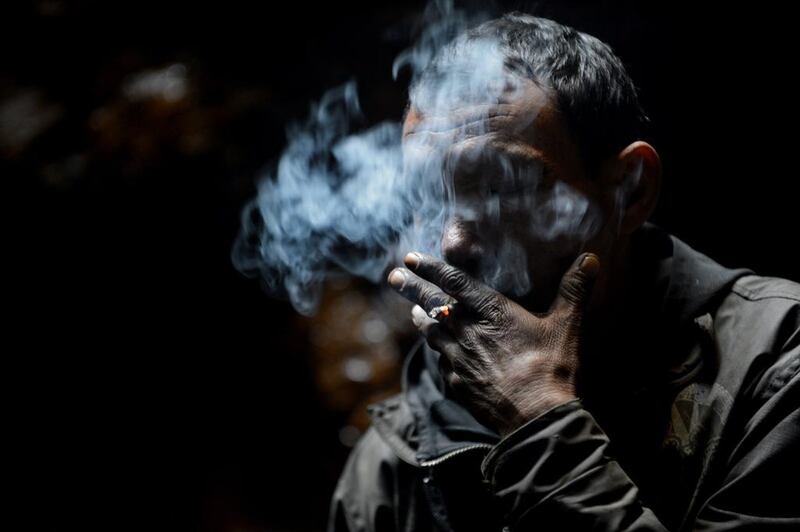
403,251,498,314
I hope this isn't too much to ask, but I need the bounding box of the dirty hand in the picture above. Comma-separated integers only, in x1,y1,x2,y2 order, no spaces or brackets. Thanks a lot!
388,252,600,436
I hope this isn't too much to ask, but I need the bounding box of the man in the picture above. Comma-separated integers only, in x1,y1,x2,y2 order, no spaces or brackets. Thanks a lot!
329,13,799,531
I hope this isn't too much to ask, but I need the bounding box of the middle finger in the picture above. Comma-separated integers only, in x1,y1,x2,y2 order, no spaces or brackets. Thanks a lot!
388,267,456,315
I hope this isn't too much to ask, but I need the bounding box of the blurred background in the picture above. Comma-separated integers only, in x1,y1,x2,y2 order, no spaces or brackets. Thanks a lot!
5,1,798,531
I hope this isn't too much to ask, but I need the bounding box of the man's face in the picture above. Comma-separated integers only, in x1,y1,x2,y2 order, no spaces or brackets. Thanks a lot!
402,75,619,311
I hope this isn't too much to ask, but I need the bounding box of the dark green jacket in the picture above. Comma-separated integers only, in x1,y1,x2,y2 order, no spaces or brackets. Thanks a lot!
329,224,800,531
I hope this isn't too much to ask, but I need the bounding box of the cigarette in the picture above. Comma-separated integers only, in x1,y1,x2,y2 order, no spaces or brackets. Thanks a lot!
428,304,454,320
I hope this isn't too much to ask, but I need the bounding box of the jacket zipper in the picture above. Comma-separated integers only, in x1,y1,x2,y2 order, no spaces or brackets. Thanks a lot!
419,443,494,467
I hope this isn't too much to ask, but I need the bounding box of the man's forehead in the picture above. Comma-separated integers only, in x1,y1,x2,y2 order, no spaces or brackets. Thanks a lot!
402,77,570,164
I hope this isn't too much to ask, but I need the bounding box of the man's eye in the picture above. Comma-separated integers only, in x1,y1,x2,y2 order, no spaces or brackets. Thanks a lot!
486,166,551,197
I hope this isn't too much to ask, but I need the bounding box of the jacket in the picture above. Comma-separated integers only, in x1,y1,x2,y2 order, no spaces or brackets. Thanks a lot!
328,223,800,531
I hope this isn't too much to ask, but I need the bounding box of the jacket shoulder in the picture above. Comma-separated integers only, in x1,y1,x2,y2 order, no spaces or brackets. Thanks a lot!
730,274,800,303
329,426,400,532
717,274,800,352
712,274,800,406
329,394,426,532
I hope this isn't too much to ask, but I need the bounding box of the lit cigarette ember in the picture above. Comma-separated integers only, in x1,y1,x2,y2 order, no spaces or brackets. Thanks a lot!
428,304,454,320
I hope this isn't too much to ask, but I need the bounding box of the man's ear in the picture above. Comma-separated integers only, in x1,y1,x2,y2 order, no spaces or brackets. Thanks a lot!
613,141,662,235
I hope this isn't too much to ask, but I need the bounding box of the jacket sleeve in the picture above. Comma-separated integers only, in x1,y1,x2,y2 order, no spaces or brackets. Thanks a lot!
480,345,800,531
481,399,671,531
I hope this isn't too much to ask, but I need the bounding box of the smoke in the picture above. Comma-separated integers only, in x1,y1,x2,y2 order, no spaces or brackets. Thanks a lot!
232,82,410,315
233,2,610,315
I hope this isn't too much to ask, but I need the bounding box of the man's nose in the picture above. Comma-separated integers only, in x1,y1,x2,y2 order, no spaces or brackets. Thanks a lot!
441,216,483,276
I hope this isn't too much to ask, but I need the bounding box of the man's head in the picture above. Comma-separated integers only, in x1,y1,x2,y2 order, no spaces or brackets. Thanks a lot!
402,13,661,311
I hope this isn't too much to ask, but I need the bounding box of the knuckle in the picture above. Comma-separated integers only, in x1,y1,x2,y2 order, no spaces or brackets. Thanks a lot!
560,275,586,303
479,295,503,316
440,267,470,292
418,285,436,307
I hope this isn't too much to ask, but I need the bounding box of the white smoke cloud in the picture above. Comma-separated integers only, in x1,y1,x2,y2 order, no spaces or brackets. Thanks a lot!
233,2,608,314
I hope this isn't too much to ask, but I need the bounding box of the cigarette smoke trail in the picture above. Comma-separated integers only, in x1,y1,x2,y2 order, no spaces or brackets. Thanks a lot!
233,1,609,315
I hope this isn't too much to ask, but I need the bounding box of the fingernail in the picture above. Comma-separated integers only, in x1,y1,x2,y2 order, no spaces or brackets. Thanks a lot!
411,305,427,327
580,254,600,277
388,268,407,289
404,252,422,269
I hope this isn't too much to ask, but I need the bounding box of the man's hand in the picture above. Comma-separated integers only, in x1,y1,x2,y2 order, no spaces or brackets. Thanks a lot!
388,251,600,436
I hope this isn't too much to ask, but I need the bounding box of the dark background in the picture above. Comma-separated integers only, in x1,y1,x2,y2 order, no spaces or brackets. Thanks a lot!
5,1,798,531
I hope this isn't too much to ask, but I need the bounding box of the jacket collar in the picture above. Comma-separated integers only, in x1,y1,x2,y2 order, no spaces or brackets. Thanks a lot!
402,340,500,463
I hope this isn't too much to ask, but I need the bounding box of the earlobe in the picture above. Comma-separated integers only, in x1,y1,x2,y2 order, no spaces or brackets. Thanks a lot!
616,141,662,235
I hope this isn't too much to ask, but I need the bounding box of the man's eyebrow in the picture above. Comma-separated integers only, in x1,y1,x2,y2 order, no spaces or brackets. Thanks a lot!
489,139,553,174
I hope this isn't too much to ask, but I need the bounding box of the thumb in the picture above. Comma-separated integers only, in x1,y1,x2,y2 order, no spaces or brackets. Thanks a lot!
553,253,601,313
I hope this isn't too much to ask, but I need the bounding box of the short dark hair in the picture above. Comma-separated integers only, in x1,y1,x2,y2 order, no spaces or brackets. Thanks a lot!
411,12,648,173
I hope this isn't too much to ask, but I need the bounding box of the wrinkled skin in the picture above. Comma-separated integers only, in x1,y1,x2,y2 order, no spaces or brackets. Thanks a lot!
390,75,661,434
390,250,599,435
